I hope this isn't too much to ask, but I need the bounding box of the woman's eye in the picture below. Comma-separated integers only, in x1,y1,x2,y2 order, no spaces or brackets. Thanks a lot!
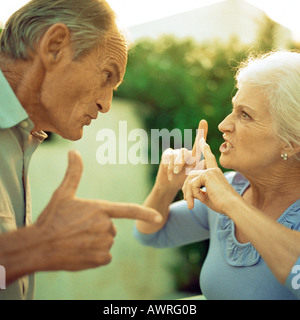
241,111,251,119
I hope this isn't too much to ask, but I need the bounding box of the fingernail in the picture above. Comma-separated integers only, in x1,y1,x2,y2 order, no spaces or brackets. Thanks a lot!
174,166,179,174
199,137,205,153
168,174,173,181
154,215,162,223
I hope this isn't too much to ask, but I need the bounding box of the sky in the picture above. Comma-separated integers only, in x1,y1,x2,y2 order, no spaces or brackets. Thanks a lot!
1,0,300,41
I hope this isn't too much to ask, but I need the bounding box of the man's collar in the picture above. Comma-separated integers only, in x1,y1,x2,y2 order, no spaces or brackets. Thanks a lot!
0,70,48,141
0,69,28,129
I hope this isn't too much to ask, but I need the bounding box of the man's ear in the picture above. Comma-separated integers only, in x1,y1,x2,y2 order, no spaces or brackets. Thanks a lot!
38,23,72,70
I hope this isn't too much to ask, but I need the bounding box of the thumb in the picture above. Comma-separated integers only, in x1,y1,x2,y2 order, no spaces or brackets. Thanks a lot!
58,150,83,198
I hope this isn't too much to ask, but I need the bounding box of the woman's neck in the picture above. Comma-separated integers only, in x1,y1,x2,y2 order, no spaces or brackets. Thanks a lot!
242,160,300,219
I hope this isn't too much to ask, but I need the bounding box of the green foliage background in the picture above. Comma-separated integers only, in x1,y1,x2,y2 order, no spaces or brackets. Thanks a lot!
115,17,297,293
116,36,245,167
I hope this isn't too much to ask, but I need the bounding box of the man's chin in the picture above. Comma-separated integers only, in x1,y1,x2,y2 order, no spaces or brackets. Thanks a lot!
59,128,83,141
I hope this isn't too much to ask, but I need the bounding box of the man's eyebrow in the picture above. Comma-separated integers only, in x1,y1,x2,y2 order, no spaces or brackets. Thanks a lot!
110,62,122,84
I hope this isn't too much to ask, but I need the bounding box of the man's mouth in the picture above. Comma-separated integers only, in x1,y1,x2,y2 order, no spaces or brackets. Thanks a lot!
84,116,92,126
84,113,98,126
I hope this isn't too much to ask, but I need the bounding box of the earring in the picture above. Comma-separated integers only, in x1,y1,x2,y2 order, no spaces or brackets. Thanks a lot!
281,153,288,160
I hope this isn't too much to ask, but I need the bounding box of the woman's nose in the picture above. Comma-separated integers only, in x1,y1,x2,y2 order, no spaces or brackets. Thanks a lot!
218,113,235,133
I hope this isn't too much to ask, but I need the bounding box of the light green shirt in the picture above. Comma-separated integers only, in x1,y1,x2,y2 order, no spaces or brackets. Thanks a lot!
0,70,47,300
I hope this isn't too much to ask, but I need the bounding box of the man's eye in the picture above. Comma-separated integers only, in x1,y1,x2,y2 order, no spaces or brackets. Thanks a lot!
104,72,112,81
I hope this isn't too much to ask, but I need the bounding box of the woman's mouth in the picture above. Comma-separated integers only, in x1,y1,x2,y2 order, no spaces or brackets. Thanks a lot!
220,140,233,153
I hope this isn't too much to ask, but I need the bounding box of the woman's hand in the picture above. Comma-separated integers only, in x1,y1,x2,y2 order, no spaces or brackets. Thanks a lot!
136,120,208,234
154,120,208,193
182,138,239,214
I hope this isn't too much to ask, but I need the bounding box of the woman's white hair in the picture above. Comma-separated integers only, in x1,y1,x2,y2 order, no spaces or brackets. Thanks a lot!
236,51,300,159
0,0,117,60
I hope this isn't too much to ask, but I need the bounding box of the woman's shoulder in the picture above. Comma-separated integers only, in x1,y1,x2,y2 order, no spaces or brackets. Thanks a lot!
278,199,300,231
224,172,300,230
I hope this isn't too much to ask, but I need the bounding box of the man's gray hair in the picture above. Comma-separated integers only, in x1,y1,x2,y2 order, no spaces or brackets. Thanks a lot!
0,0,117,60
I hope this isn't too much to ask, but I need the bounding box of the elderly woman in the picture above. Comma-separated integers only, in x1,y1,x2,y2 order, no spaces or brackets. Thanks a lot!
135,51,300,300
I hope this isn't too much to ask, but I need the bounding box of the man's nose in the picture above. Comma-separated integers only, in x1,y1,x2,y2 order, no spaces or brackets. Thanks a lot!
96,102,111,114
96,90,113,113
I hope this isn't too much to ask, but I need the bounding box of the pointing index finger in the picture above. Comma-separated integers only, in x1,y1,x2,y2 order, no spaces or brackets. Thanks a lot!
192,120,208,157
102,201,162,223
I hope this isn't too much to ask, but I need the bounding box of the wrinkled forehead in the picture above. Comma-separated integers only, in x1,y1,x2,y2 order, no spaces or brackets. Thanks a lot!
103,32,128,74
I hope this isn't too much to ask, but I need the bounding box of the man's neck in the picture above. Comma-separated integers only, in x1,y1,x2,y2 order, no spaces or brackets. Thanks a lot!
0,54,47,131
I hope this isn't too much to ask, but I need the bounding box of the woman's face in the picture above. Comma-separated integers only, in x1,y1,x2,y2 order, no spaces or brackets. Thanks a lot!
218,82,284,176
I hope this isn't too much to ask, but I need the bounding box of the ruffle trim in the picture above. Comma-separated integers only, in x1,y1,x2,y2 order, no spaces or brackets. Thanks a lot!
278,199,300,230
217,173,300,267
217,216,260,267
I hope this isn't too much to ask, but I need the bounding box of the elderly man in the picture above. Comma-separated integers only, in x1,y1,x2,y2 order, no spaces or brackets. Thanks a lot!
0,0,161,299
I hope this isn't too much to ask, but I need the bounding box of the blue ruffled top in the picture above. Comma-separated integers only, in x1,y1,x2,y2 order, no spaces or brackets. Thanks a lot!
217,172,300,268
134,171,300,299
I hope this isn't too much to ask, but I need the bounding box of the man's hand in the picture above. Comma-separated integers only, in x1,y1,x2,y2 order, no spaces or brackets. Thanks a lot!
35,150,162,271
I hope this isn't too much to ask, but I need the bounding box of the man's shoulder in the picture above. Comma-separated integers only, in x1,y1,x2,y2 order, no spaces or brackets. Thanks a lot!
0,70,28,129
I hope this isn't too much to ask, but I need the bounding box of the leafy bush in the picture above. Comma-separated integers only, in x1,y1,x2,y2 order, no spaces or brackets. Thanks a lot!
116,36,249,178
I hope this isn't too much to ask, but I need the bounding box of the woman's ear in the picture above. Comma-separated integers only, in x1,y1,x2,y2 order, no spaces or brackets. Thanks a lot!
291,144,300,159
282,141,300,159
38,23,72,70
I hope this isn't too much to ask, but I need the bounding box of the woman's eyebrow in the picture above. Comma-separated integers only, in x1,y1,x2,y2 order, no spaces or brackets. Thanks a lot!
231,97,255,113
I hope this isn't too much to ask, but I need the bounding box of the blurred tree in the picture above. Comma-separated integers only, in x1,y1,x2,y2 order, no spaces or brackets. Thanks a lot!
294,42,300,51
255,15,278,52
116,36,248,174
255,14,294,52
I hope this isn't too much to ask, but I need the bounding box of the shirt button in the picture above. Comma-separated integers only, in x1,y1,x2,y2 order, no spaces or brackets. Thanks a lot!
20,121,28,128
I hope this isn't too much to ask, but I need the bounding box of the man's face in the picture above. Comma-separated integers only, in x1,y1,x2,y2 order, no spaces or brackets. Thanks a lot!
39,34,127,140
